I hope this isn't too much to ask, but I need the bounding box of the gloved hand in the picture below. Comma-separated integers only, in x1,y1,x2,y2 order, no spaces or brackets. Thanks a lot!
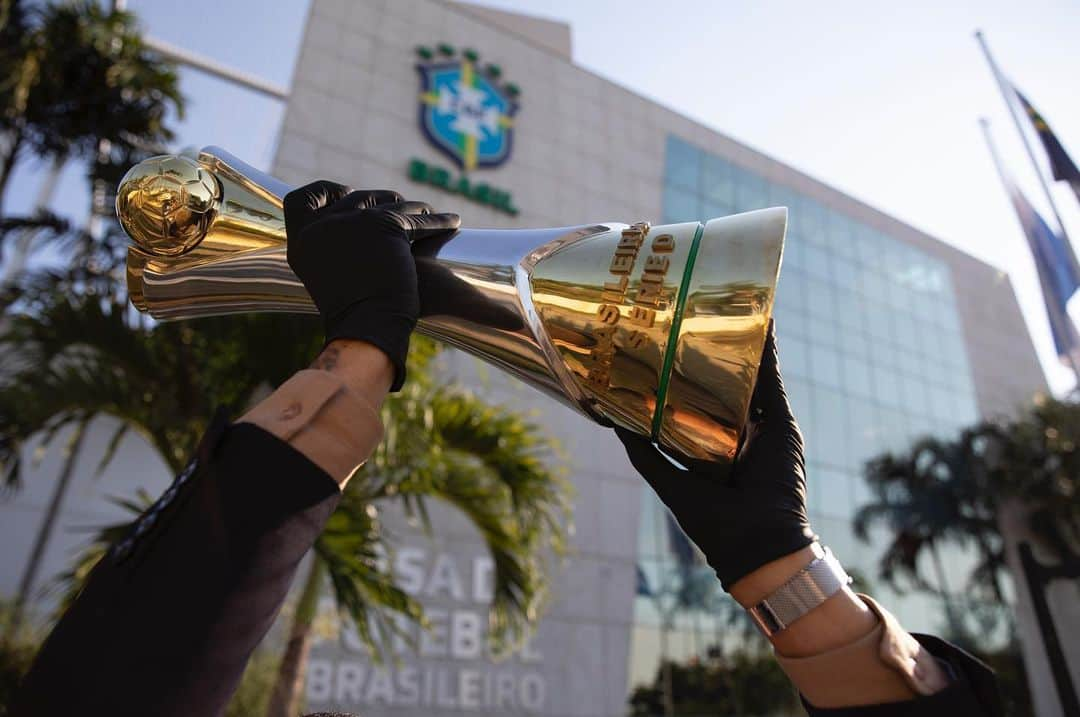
615,321,816,590
284,181,460,391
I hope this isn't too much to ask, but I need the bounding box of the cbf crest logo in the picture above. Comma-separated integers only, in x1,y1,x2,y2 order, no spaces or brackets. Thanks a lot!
416,45,520,172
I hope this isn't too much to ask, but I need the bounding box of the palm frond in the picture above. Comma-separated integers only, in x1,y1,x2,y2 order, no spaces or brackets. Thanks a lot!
316,500,425,661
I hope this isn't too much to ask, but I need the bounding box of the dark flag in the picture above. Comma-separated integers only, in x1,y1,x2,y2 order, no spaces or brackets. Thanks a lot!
1006,177,1080,367
1014,87,1080,201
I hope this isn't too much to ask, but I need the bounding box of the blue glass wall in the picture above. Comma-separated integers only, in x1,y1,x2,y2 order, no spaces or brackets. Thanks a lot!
628,135,985,690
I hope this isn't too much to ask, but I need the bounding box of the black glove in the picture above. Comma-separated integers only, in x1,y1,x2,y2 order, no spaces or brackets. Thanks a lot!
615,321,815,589
284,181,460,391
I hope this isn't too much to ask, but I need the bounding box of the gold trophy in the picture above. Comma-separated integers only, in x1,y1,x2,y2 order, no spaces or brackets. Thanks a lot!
116,147,785,464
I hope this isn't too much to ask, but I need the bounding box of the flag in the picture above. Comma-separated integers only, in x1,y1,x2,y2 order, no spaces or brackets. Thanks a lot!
1006,178,1080,366
1014,87,1080,201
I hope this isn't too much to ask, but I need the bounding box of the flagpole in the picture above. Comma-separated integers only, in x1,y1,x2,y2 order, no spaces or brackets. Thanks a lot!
980,117,1080,382
975,30,1074,246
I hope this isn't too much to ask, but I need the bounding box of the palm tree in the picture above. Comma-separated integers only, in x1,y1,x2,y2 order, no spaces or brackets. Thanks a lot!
0,0,181,209
0,0,181,294
0,0,181,639
854,395,1080,639
853,432,1003,639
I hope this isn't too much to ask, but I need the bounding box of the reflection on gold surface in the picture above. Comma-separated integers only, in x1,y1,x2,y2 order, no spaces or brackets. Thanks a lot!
658,211,786,461
529,222,700,438
117,147,785,466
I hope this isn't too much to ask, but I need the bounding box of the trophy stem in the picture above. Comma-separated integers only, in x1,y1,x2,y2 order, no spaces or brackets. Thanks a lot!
117,146,786,465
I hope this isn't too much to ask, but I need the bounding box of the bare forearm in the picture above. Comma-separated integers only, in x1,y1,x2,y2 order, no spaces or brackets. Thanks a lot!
307,339,394,408
240,340,391,487
730,546,880,657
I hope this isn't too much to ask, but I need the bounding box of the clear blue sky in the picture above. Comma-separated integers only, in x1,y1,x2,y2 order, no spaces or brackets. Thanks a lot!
7,0,1079,393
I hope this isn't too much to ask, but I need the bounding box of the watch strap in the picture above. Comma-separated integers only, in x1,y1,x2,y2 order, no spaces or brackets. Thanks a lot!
747,544,850,637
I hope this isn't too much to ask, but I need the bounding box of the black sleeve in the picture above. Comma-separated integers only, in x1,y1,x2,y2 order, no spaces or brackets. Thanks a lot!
803,634,1005,717
12,414,341,717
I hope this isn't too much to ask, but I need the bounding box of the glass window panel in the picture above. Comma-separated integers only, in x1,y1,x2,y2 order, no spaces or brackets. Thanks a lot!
826,213,858,257
806,314,838,348
802,199,828,246
700,153,734,205
836,324,871,359
842,354,873,398
852,469,875,513
940,308,962,334
805,244,832,282
810,342,843,389
878,406,913,453
864,300,893,344
734,168,768,211
665,135,700,190
869,333,899,373
916,351,941,384
805,460,826,513
662,184,699,223
810,385,849,468
805,278,836,320
768,182,801,211
872,365,903,408
783,235,807,273
802,418,826,469
812,517,864,576
939,332,967,368
637,495,665,559
832,256,860,293
951,391,979,428
911,290,937,322
895,347,922,380
925,263,951,298
892,312,919,351
776,267,808,305
927,386,955,423
785,377,813,430
701,198,732,221
915,323,941,358
923,360,953,391
846,398,881,469
816,467,854,518
786,195,809,242
857,231,888,270
907,317,933,358
834,288,864,333
772,302,806,338
780,333,811,378
899,372,929,419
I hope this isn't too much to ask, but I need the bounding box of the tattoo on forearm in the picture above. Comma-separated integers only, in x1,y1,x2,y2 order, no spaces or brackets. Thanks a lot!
313,344,340,371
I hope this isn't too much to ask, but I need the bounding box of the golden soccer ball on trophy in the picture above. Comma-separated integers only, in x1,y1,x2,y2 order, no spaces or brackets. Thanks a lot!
115,154,221,257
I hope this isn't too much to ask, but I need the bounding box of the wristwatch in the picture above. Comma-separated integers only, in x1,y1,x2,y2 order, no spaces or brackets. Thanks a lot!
747,543,851,637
